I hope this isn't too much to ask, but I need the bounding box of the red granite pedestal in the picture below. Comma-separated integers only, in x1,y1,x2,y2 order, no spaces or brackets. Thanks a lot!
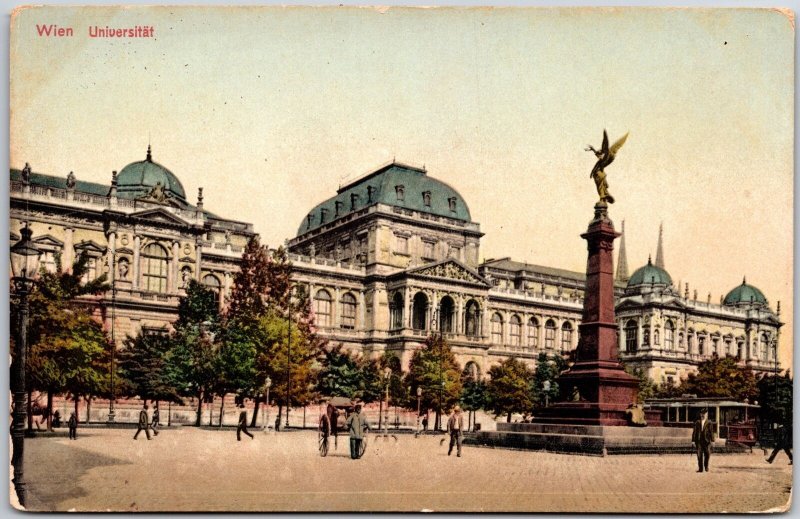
534,202,660,427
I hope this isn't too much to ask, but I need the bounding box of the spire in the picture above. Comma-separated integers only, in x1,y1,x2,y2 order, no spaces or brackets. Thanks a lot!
655,222,665,269
615,219,629,282
146,145,152,162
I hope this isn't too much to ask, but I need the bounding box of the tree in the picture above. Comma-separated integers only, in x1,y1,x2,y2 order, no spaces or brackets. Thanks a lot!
485,356,535,422
117,332,182,404
316,344,364,400
404,334,462,430
225,236,271,324
19,252,110,429
460,367,487,432
531,352,568,408
623,364,657,403
168,280,222,426
680,354,758,401
758,371,792,425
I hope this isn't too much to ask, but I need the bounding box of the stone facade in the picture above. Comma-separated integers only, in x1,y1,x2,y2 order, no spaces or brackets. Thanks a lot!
10,150,255,342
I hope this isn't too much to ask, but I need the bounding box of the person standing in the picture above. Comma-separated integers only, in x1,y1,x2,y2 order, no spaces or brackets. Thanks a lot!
447,406,464,457
152,403,160,436
767,422,793,465
67,411,77,440
237,402,254,441
133,403,152,440
346,404,370,459
692,408,714,472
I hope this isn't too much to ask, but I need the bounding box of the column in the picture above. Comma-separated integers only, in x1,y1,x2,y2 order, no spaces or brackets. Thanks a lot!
63,227,74,272
168,241,180,292
222,271,231,310
359,291,367,331
107,232,116,283
132,235,140,289
456,295,463,335
333,287,341,328
195,239,202,280
404,289,412,329
637,320,643,353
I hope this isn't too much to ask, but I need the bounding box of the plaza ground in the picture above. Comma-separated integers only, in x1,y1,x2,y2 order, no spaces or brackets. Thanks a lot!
22,428,791,512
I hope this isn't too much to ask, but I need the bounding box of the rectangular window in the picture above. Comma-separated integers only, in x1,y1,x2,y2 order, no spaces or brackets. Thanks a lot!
423,241,434,259
395,235,409,255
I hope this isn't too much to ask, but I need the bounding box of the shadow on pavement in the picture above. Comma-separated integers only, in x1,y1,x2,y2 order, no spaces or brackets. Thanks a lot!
26,437,131,511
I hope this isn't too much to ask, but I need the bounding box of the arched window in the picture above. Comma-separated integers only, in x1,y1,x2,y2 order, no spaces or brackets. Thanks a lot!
664,320,675,350
314,289,332,327
412,292,428,330
203,273,221,299
561,321,573,350
678,332,684,350
142,243,168,293
545,319,557,349
439,296,455,333
737,337,745,359
625,320,638,353
340,292,357,329
698,335,706,356
760,334,769,361
464,300,480,337
654,327,660,346
390,292,404,330
464,361,480,382
491,313,504,345
509,315,522,349
528,317,539,349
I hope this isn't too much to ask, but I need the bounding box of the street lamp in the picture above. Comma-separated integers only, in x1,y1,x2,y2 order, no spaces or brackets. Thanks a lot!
383,367,392,438
10,226,42,507
263,376,272,433
416,386,423,437
103,254,118,422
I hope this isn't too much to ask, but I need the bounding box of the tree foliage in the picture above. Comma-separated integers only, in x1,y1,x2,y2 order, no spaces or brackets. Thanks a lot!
758,371,792,425
117,332,182,403
404,334,463,415
531,352,568,407
485,356,535,420
679,355,758,401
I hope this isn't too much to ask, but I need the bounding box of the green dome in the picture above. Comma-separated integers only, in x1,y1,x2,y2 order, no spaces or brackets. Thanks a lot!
116,146,187,202
723,278,767,306
627,257,672,288
298,162,472,235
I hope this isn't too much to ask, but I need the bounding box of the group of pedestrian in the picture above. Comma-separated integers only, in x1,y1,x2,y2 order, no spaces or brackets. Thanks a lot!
133,403,160,440
691,407,792,472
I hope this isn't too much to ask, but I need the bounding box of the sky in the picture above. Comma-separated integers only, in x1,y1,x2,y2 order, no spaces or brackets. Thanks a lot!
9,6,794,368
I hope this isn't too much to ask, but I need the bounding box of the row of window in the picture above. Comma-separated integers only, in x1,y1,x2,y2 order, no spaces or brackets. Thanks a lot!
491,314,573,350
394,234,461,259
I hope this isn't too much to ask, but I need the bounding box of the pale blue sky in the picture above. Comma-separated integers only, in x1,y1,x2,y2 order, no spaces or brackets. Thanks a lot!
10,6,794,364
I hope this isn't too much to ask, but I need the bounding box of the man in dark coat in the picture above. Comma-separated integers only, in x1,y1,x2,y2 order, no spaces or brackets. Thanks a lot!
692,408,714,472
237,403,254,441
133,403,152,440
68,411,77,440
447,406,464,457
152,403,160,436
767,422,793,465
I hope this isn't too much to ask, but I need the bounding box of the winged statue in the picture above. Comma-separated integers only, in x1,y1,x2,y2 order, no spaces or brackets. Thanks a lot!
585,130,628,204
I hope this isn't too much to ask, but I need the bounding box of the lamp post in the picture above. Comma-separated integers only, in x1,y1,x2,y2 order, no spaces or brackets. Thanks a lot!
383,367,391,438
11,227,42,507
285,309,291,430
416,387,422,437
263,376,272,433
103,254,117,422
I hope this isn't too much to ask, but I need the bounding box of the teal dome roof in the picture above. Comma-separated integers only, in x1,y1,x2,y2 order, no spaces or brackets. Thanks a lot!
116,146,187,202
723,278,767,306
297,162,472,235
627,257,672,288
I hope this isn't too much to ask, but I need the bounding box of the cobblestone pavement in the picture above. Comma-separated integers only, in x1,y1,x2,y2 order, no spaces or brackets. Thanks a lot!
23,428,792,512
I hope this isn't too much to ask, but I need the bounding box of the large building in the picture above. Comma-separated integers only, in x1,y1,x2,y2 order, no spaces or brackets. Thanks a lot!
10,147,255,340
10,155,782,384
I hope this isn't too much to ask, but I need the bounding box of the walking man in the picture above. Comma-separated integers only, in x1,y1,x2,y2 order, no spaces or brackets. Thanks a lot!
767,422,793,465
346,404,370,459
133,403,152,440
237,402,254,441
692,408,714,472
152,403,160,436
67,411,77,440
447,405,464,457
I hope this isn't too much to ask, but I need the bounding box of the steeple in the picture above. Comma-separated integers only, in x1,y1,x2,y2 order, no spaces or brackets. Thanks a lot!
615,219,629,282
146,144,152,162
655,221,665,269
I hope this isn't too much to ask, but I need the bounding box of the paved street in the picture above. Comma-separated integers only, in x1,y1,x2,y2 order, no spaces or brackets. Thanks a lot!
23,428,792,512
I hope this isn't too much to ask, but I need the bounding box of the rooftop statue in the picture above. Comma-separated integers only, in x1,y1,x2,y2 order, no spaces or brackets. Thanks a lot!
586,130,628,204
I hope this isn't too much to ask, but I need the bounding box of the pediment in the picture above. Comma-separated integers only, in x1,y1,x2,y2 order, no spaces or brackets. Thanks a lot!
33,234,64,248
131,208,190,226
406,259,489,286
74,240,107,254
116,247,134,255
